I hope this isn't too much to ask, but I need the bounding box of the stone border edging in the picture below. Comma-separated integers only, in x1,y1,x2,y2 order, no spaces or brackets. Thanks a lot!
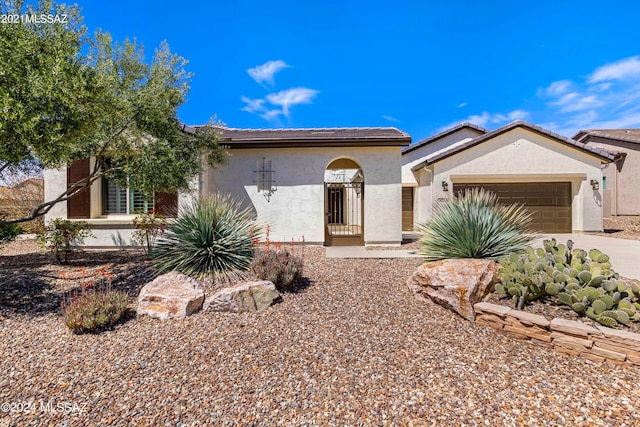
474,302,640,365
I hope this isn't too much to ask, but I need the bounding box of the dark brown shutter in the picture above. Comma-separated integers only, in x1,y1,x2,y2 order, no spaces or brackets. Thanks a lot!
67,159,91,219
154,191,178,217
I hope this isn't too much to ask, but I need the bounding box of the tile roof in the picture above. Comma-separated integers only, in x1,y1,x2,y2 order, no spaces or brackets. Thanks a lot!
181,125,411,147
402,122,488,155
411,120,618,171
573,129,640,145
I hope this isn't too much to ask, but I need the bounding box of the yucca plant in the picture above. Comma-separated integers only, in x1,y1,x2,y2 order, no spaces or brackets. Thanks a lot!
152,193,261,281
418,187,538,260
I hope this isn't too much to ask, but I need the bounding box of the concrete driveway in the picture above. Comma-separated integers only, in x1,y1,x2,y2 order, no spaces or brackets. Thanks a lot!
536,234,640,280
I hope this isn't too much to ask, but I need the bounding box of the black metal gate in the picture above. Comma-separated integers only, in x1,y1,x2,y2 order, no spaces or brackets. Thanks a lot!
324,181,364,246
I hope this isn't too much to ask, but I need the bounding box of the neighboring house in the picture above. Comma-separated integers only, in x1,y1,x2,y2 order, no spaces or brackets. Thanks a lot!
44,127,411,246
572,129,639,216
401,123,488,229
0,177,44,218
401,121,616,233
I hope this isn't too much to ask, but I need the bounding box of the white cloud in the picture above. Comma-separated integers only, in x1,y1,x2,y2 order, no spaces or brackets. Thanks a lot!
588,56,640,83
247,60,290,87
240,96,282,122
538,80,572,97
492,110,529,123
457,102,467,108
552,94,603,113
382,115,401,123
532,56,640,135
241,87,319,122
266,87,319,117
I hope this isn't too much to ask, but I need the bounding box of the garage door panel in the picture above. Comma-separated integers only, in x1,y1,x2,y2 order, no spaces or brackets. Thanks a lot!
452,182,572,233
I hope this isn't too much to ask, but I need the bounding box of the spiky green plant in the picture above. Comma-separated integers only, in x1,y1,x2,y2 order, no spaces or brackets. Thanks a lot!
418,188,537,260
152,194,261,281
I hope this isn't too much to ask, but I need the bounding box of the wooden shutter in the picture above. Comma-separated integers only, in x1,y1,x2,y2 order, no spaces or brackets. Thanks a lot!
154,191,178,217
67,159,91,219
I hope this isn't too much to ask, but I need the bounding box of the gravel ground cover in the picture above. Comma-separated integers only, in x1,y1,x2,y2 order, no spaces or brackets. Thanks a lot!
588,216,640,241
1,240,639,426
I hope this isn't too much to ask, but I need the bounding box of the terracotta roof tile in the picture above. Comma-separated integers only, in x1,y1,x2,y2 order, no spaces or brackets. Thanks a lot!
573,129,640,145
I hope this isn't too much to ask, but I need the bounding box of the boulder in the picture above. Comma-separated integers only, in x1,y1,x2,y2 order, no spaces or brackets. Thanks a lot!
204,281,281,313
407,259,500,321
137,271,205,320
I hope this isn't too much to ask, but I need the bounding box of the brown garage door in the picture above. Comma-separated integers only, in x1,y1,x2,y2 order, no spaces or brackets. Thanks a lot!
452,182,572,233
402,187,414,231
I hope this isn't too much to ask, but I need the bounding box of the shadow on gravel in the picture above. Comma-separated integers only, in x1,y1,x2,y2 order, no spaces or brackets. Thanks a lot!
285,277,313,294
0,249,155,317
602,228,624,234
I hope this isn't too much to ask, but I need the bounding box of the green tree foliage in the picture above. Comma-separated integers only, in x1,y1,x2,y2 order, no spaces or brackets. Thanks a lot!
0,0,226,226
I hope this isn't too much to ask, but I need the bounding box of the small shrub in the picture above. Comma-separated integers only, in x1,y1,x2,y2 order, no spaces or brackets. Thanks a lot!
0,222,21,244
251,249,304,292
63,291,128,334
37,218,94,264
418,187,537,260
496,238,640,327
152,193,261,281
132,210,167,255
60,264,128,334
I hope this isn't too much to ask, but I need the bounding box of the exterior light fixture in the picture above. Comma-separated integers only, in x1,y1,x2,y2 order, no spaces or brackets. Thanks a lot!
590,179,599,190
442,181,449,192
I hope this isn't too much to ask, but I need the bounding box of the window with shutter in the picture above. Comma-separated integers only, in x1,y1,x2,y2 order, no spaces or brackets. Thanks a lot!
67,159,91,219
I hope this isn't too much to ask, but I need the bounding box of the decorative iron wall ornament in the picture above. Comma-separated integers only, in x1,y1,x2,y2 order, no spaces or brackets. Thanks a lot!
254,157,277,201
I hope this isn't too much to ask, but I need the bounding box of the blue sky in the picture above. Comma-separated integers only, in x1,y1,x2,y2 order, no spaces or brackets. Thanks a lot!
80,0,640,142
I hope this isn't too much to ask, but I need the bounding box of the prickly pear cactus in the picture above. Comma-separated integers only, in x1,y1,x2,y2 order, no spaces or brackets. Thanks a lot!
495,239,639,327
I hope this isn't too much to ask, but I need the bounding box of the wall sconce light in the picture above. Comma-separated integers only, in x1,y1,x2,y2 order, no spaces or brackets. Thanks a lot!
442,181,449,192
590,179,599,191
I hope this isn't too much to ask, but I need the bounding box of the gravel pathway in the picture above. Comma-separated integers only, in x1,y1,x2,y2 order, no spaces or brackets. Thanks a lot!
1,242,639,426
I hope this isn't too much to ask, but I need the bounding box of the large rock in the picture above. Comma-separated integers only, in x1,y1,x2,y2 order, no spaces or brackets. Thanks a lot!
407,259,500,321
204,281,282,313
137,271,205,320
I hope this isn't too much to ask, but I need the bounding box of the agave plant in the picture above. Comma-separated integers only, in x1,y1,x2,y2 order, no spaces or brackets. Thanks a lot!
152,193,261,281
417,187,538,260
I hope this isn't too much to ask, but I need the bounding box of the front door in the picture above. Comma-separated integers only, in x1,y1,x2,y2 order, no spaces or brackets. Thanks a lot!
324,182,364,246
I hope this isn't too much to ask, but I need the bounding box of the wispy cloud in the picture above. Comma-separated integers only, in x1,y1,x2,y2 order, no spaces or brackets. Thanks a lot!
247,60,290,87
457,102,467,108
241,88,319,122
439,110,529,131
536,55,640,135
382,115,401,123
266,87,319,117
240,96,282,122
588,56,640,83
242,60,319,123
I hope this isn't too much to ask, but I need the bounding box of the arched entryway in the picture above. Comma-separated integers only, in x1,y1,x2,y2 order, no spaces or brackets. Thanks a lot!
324,158,364,246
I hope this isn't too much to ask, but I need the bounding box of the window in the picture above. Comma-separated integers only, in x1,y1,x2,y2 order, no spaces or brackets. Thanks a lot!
602,176,607,190
102,177,152,215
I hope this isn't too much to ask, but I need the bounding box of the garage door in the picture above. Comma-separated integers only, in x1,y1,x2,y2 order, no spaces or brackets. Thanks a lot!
452,182,572,233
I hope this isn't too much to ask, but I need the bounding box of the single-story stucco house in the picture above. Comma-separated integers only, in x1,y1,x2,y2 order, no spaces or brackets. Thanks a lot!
572,129,640,216
45,120,621,246
401,121,617,234
44,127,412,246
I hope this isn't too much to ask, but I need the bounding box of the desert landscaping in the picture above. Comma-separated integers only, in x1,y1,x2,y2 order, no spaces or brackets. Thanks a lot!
1,237,639,426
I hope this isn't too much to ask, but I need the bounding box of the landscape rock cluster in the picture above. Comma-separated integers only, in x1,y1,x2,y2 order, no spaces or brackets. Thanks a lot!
137,273,281,320
407,259,500,320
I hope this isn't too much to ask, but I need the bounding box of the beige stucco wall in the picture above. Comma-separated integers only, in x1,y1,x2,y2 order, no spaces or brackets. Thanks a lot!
205,146,403,245
583,137,640,216
418,128,605,232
